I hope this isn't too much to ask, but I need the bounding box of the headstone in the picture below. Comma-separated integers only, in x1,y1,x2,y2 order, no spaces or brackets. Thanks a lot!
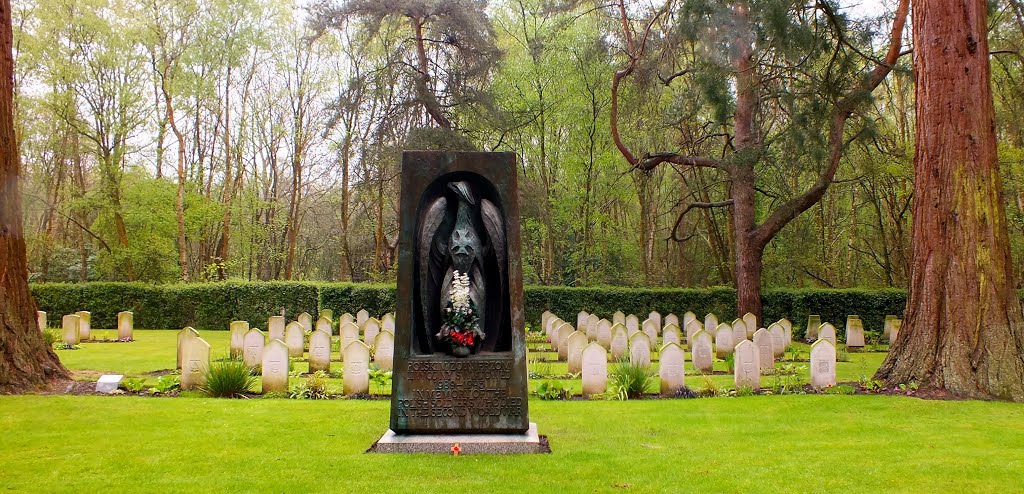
268,315,286,342
625,314,639,334
806,315,821,341
648,311,662,330
768,323,786,357
382,313,396,333
297,312,313,332
339,312,355,326
610,324,629,360
320,309,334,322
596,319,613,348
734,340,760,390
662,324,681,346
37,311,46,332
95,374,123,394
628,331,651,367
659,342,686,396
549,321,561,351
176,326,199,369
340,322,359,361
642,318,659,345
243,329,265,369
389,151,530,434
315,317,332,335
75,311,91,341
714,323,734,358
664,313,679,330
883,315,897,339
285,322,305,357
581,342,608,397
363,318,381,347
356,309,370,326
544,317,558,343
683,311,697,329
585,314,600,340
732,319,747,344
567,331,588,374
691,329,714,373
308,329,332,373
262,339,289,393
779,318,793,347
181,336,211,390
540,311,553,334
558,322,572,361
374,330,395,371
818,323,837,345
229,321,249,359
704,313,719,333
343,340,370,395
576,311,589,331
117,311,134,340
809,339,837,389
612,311,626,326
62,315,80,346
685,319,702,345
889,319,901,344
845,316,865,348
752,328,774,372
742,312,757,338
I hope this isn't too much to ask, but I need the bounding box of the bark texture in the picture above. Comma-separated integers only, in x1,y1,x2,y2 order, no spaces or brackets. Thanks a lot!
875,0,1024,401
0,0,69,390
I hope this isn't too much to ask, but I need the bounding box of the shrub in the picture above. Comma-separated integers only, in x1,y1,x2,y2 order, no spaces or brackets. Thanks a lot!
290,371,332,400
534,380,572,400
201,360,257,398
609,359,655,400
150,375,180,395
369,367,393,395
121,378,147,393
42,329,61,348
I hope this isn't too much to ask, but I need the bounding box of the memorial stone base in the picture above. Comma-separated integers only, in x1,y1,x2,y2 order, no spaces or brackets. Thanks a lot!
367,423,548,454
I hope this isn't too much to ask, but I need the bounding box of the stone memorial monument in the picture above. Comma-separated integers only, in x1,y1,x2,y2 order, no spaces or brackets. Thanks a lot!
117,311,134,341
372,151,541,455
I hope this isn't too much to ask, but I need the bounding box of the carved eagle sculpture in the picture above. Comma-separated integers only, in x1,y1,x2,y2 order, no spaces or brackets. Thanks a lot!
418,181,506,354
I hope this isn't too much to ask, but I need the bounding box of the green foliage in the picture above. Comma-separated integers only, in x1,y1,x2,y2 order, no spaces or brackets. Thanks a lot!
608,359,655,400
289,371,332,400
42,329,61,348
771,363,807,394
534,380,572,400
121,378,147,393
368,367,392,395
723,352,735,373
201,360,257,398
27,282,940,333
824,384,857,395
150,375,180,395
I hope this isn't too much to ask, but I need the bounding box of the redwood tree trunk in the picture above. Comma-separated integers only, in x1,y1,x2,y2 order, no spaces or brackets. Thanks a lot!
0,0,69,389
875,0,1024,401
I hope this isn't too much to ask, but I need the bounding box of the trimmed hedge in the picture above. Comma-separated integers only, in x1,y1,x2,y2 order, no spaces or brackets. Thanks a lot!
30,281,921,336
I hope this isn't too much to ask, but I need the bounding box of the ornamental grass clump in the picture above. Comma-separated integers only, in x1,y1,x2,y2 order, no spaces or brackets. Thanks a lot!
201,360,257,398
609,358,655,400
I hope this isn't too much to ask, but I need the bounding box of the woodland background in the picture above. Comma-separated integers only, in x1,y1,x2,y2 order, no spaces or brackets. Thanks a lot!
13,0,1024,289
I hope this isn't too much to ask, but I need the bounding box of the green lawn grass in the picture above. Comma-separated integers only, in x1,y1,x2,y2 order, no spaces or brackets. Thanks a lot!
5,330,1020,492
1,394,1022,493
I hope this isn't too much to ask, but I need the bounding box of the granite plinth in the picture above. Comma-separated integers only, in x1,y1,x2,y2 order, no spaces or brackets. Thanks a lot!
368,423,547,454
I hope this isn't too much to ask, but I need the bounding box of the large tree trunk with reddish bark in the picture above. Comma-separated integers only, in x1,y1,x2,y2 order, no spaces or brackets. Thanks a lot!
0,0,69,390
875,0,1024,401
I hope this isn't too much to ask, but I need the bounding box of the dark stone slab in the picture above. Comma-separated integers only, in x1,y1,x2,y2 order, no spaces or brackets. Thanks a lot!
390,151,530,434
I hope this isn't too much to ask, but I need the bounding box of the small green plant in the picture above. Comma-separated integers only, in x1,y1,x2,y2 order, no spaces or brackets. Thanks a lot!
898,380,920,393
528,358,552,379
149,375,180,395
290,371,332,400
723,352,735,373
534,380,572,400
772,363,807,394
609,359,655,400
837,345,850,362
369,367,392,395
121,378,147,393
698,375,721,397
786,346,802,362
201,360,257,398
43,329,61,348
733,385,756,397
